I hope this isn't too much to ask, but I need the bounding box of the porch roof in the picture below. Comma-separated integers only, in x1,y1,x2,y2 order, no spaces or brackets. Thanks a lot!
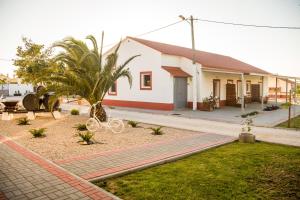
162,66,192,77
128,37,270,75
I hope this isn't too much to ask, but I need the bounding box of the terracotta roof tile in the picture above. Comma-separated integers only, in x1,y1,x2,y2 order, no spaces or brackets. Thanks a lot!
128,37,270,75
162,66,191,77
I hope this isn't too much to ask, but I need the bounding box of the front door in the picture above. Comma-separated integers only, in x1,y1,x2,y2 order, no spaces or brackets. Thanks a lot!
213,79,220,107
174,77,187,109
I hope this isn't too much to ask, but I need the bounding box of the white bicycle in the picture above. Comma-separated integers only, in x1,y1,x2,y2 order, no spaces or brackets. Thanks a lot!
86,101,124,133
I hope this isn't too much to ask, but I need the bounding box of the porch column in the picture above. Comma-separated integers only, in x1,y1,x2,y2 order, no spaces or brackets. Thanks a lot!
275,77,278,106
286,78,288,103
261,76,264,110
192,65,198,111
241,73,245,113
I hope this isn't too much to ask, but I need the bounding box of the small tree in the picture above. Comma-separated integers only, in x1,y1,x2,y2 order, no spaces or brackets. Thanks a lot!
13,37,58,85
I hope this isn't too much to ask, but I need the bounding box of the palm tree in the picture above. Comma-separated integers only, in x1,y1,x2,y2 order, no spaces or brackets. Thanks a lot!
47,34,139,121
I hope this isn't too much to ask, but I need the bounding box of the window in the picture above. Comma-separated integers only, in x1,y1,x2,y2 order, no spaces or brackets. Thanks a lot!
108,81,117,95
140,71,152,90
227,79,234,84
246,81,251,93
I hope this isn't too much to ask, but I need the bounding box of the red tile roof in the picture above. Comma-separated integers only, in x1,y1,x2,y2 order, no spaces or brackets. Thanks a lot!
128,37,269,75
162,66,191,77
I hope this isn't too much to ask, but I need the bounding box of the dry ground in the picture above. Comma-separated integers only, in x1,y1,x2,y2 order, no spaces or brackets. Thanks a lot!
0,113,198,161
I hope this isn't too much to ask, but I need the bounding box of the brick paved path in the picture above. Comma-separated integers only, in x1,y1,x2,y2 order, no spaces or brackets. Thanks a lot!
0,135,118,200
56,133,236,181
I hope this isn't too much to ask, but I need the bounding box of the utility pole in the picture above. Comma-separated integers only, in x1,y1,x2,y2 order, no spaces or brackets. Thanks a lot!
180,15,198,111
288,89,292,128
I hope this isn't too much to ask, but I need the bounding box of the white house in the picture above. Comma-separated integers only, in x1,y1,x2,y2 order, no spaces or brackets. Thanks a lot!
0,74,33,97
102,37,272,111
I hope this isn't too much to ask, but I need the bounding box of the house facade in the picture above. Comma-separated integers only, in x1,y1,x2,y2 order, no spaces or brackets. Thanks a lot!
103,37,270,111
0,74,33,97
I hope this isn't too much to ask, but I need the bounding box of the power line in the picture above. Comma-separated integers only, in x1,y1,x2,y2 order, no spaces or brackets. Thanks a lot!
195,18,300,29
103,20,184,48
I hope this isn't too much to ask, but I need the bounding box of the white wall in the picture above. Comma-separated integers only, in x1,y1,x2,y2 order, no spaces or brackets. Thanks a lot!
104,38,173,103
7,83,33,96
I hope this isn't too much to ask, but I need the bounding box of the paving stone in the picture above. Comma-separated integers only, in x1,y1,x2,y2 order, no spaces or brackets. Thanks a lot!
57,133,235,180
0,135,117,200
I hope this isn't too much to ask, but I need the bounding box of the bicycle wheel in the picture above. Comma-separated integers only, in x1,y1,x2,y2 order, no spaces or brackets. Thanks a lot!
108,119,125,133
86,118,100,132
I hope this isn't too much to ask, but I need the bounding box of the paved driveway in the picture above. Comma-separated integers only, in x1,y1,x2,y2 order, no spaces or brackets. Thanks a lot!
61,102,300,127
108,108,300,147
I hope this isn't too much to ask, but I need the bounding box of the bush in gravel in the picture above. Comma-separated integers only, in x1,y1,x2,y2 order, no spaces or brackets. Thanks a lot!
17,117,30,125
29,128,46,138
71,109,79,115
148,126,164,135
78,131,94,145
74,123,87,131
128,120,140,128
241,111,259,118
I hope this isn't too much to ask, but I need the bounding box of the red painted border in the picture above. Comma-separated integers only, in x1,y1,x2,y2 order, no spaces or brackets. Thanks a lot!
140,71,152,90
0,135,112,200
103,99,174,110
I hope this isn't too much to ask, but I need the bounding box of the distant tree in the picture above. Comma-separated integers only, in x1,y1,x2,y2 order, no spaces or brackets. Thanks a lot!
13,37,58,85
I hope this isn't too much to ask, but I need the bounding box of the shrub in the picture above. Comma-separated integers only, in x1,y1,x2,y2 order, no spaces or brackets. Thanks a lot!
74,123,87,131
78,131,94,145
17,117,30,125
58,108,62,112
263,105,280,111
71,109,79,115
29,128,46,138
148,126,164,135
241,111,259,118
128,120,140,128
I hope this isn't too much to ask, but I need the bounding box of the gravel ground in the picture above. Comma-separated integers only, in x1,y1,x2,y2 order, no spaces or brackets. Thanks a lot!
0,113,199,161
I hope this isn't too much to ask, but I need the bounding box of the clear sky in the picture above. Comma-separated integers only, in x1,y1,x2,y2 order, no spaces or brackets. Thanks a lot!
0,0,299,77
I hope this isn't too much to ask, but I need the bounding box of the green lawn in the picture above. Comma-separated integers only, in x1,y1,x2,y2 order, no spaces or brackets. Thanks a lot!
277,115,300,129
94,142,300,200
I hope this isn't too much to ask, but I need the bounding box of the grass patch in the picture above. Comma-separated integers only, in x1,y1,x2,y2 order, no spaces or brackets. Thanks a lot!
95,142,300,200
277,115,300,129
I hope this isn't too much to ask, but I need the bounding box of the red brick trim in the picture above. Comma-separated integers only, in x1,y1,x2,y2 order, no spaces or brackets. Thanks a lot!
108,81,117,96
140,71,152,90
55,134,204,165
103,99,174,110
81,137,236,180
0,135,112,199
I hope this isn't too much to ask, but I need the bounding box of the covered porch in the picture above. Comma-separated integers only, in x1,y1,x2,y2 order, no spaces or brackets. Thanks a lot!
197,69,269,113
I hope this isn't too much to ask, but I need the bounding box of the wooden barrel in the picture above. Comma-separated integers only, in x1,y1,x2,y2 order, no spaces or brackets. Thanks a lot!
22,93,40,111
